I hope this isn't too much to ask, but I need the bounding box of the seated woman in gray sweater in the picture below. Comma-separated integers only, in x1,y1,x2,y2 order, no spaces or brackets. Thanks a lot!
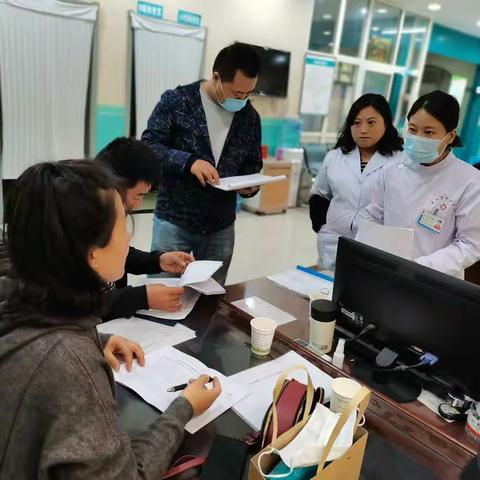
0,160,221,479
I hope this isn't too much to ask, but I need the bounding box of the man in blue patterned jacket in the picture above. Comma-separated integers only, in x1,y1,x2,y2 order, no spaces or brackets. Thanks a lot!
142,43,262,284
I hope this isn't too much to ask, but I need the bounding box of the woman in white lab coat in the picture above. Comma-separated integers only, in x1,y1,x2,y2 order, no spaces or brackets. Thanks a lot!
365,90,480,278
310,94,403,270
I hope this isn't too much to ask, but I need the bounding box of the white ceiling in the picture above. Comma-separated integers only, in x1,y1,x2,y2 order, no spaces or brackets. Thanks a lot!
387,0,480,37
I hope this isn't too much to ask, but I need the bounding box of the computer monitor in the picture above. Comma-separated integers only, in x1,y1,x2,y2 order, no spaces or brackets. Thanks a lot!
333,237,480,401
240,43,290,97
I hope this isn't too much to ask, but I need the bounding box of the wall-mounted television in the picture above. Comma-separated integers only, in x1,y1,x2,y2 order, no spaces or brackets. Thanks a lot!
242,43,290,98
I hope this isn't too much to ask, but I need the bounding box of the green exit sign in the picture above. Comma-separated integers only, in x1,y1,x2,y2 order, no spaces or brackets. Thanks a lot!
137,1,163,19
177,10,201,27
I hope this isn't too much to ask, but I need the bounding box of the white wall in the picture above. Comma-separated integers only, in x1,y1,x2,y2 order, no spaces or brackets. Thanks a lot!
96,0,315,118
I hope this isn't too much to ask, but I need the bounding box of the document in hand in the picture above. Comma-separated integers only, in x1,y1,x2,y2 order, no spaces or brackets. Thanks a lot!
97,317,196,353
136,281,201,321
140,274,226,296
229,350,333,431
212,173,287,192
180,260,223,286
114,346,247,433
356,219,414,260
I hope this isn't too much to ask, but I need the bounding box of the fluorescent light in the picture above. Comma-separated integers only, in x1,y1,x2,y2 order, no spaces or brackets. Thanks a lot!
372,26,380,32
476,20,480,27
382,29,398,35
323,14,332,20
323,31,332,35
427,3,442,11
377,8,388,14
360,7,367,15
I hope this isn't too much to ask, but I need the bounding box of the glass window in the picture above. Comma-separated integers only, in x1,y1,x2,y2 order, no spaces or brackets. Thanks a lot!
340,0,369,57
362,71,391,97
366,2,402,64
309,0,341,53
326,63,359,132
389,73,404,119
396,14,429,69
397,75,416,131
301,115,325,133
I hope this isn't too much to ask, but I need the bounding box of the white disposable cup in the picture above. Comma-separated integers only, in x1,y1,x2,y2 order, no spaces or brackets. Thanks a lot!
250,317,277,356
330,377,362,413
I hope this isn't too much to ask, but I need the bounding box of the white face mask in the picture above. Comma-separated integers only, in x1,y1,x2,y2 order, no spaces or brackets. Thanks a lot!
259,403,357,478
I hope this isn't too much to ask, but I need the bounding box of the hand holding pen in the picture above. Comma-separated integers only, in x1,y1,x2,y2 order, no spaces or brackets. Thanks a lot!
172,375,221,416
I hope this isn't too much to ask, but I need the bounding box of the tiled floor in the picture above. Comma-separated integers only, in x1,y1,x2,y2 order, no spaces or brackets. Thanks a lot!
130,207,317,286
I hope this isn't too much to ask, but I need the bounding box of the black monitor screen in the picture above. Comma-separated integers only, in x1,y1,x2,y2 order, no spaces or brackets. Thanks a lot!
245,43,290,98
333,237,480,400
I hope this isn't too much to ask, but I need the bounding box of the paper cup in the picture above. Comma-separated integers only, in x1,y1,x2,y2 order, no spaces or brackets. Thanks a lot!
330,377,362,413
250,317,277,356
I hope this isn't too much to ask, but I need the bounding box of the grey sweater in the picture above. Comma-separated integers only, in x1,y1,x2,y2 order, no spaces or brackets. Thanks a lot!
0,313,193,479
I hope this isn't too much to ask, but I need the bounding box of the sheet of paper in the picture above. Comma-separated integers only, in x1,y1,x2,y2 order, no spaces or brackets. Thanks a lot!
229,350,333,431
140,276,225,296
180,260,223,286
268,269,333,299
188,277,226,295
212,173,286,192
136,288,201,320
114,346,247,433
231,296,296,326
356,219,415,260
97,317,196,353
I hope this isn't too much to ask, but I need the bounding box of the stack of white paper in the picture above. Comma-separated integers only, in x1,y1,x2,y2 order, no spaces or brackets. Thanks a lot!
114,346,247,433
229,350,333,431
212,173,286,192
356,219,414,260
268,269,333,299
97,317,196,353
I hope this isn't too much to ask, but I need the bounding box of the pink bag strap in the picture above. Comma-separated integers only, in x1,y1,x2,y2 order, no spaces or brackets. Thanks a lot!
162,455,207,479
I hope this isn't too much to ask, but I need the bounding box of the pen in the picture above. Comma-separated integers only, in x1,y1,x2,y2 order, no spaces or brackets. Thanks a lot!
167,376,214,392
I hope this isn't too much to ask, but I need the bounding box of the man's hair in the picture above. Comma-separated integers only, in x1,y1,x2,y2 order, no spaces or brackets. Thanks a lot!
212,43,261,82
95,137,160,188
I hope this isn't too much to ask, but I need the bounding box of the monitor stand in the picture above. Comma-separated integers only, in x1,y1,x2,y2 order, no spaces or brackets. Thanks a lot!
352,360,422,403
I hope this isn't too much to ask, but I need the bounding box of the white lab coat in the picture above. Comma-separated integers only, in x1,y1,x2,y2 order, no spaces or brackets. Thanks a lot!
311,147,400,270
364,152,480,278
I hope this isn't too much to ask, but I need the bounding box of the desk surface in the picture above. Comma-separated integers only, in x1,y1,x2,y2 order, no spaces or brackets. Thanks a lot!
224,277,480,479
116,280,478,479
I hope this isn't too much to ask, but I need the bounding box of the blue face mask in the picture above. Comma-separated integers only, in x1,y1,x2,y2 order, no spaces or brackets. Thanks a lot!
220,97,248,112
215,77,249,112
404,132,449,165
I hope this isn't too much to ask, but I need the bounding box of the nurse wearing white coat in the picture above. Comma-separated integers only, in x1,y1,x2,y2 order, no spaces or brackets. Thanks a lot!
310,94,404,270
365,90,480,278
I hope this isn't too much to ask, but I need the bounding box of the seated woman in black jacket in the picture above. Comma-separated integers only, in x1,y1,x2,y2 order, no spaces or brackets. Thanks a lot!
96,137,194,320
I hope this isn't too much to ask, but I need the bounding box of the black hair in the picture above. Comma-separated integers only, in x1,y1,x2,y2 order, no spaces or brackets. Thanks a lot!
213,43,261,82
335,94,403,156
3,160,119,318
407,90,462,148
95,137,160,189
